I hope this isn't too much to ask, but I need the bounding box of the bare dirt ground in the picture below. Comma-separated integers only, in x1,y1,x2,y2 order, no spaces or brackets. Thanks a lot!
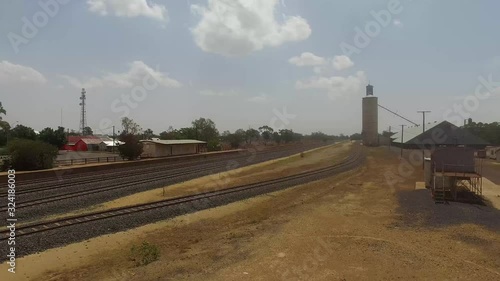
483,159,500,184
2,146,500,281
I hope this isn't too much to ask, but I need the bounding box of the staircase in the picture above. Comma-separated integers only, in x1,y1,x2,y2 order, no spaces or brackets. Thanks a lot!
433,167,447,204
434,183,446,204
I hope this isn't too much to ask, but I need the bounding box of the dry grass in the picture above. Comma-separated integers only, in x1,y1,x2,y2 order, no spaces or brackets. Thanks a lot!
3,146,500,281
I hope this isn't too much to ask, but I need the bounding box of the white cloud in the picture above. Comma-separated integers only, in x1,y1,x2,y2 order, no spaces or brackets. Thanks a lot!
200,89,239,97
393,19,403,27
289,52,327,67
247,94,270,103
289,53,354,73
0,60,46,84
87,0,168,22
332,55,354,71
295,71,367,100
61,61,181,89
191,0,311,56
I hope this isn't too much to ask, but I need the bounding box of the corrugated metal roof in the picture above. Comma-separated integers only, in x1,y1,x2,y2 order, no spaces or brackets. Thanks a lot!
140,139,207,145
392,121,489,146
103,140,124,146
391,122,439,144
68,136,101,143
80,138,104,145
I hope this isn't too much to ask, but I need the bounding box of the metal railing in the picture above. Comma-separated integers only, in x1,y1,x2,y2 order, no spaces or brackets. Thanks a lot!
438,160,482,175
55,156,125,166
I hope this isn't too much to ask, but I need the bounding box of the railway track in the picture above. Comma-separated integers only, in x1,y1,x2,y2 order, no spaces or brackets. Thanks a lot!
0,143,328,221
12,143,315,187
0,145,364,249
3,143,319,195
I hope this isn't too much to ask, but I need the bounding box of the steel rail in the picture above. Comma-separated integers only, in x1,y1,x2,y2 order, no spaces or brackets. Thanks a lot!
0,147,364,240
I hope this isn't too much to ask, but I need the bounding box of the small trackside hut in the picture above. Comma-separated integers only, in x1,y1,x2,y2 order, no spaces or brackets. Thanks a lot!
429,147,483,204
140,139,207,158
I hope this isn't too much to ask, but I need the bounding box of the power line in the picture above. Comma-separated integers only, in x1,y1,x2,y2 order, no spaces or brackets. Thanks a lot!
378,104,419,126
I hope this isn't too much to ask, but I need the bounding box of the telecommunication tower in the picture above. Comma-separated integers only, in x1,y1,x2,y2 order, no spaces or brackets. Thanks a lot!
79,88,87,135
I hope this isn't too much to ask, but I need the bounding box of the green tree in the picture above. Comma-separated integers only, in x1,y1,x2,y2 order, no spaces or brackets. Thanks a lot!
279,129,295,143
11,124,37,140
245,128,260,144
272,131,281,144
159,126,181,140
464,121,500,145
350,133,362,141
143,128,155,140
0,102,8,131
224,129,246,148
39,127,67,148
118,133,144,160
0,102,5,117
0,102,11,144
259,126,274,145
68,130,80,136
0,130,7,147
309,131,329,142
177,127,197,139
121,117,142,135
7,139,58,171
82,126,93,136
192,118,220,150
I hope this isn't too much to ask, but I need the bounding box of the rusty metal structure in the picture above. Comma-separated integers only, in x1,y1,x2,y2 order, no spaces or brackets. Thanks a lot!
428,147,483,204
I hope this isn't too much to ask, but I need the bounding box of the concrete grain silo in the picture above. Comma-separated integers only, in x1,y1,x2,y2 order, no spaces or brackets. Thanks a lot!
362,84,379,146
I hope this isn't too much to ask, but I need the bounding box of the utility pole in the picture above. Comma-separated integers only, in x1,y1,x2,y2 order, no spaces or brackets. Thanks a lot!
388,126,392,149
417,110,431,168
400,125,406,158
417,110,431,133
112,125,116,153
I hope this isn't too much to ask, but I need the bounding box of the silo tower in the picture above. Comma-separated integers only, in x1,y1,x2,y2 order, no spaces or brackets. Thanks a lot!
362,84,379,146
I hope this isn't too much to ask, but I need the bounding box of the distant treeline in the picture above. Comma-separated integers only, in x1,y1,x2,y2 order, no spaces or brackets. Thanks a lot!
464,122,500,145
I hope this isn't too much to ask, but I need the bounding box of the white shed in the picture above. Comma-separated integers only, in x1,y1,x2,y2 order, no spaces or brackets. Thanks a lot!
140,139,207,158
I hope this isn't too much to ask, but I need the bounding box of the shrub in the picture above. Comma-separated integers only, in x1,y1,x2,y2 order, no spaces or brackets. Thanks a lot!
118,134,143,160
8,139,58,171
130,242,160,266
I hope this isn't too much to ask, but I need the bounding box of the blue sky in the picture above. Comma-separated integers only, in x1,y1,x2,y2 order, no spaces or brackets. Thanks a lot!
0,0,499,136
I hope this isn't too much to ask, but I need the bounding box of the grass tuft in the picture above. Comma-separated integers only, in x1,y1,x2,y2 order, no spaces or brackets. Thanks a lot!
130,242,160,267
